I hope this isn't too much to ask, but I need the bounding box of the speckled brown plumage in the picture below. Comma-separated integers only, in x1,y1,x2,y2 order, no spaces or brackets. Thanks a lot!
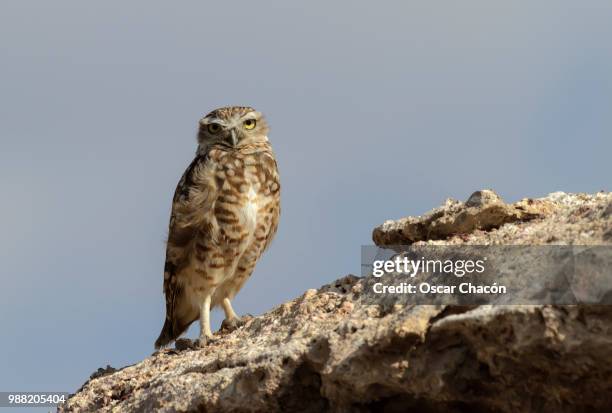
155,106,280,348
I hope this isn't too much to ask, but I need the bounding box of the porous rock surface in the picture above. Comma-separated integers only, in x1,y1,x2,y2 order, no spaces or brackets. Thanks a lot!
60,190,612,413
373,190,611,246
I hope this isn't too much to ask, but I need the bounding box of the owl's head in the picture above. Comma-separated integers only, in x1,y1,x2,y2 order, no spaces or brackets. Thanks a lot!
197,106,269,150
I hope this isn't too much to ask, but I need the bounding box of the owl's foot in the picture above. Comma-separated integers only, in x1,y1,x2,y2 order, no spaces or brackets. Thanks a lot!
220,314,253,333
220,317,244,332
173,335,217,350
174,338,198,351
196,334,217,348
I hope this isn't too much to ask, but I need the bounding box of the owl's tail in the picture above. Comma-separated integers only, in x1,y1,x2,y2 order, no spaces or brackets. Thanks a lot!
154,318,174,349
154,306,198,349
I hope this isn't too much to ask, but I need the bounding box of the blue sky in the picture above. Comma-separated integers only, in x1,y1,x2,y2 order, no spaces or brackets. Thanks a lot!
1,0,611,403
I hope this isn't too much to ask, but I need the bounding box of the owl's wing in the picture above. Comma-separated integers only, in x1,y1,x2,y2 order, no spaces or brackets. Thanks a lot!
155,154,212,348
261,153,281,252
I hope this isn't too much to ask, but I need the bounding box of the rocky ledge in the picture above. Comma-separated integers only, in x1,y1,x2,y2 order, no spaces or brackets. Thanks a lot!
60,190,612,413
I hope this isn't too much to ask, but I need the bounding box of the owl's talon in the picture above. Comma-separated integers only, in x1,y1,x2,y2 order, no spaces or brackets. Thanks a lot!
174,338,197,351
221,314,254,332
221,317,245,332
196,335,217,348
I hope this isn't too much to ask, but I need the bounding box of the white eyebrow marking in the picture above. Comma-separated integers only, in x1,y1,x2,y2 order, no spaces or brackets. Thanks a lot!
200,117,227,126
240,111,260,120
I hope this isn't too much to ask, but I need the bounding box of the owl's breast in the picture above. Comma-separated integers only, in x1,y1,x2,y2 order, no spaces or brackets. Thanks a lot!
240,185,259,236
211,148,279,249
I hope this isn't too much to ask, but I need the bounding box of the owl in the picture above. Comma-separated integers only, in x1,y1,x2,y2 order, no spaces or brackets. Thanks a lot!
154,106,280,349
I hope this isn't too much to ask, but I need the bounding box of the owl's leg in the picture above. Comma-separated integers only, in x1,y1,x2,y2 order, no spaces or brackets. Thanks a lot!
220,298,247,332
197,293,216,347
222,297,239,320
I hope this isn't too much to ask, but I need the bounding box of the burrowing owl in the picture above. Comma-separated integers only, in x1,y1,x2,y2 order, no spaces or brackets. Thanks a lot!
155,106,280,348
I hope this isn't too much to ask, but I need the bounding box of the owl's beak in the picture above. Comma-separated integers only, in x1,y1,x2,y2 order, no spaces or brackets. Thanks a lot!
229,129,238,147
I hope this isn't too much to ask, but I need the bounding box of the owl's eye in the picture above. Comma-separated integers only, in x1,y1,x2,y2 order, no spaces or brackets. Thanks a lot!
207,123,221,134
243,119,256,130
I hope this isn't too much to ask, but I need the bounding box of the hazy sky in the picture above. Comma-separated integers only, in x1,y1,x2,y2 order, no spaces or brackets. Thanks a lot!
1,0,611,403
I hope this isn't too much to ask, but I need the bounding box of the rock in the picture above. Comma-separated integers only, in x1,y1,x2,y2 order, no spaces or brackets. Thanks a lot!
464,188,502,207
89,365,117,381
373,190,608,246
59,191,612,413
